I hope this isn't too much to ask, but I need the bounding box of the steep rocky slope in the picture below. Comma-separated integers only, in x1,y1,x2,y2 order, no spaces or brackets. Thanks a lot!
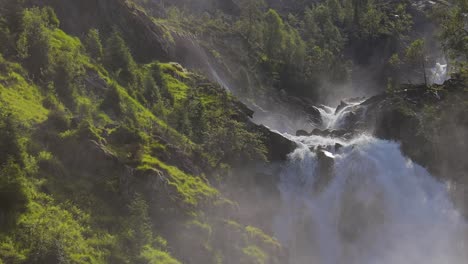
0,3,295,262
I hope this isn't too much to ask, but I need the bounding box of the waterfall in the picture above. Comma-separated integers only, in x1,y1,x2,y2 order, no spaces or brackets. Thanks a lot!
273,101,468,264
430,60,448,85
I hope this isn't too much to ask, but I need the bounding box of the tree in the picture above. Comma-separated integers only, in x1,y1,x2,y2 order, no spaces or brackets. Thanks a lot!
360,4,385,39
326,0,344,23
0,0,26,33
0,160,28,229
237,0,266,43
84,28,103,61
104,30,137,85
16,7,53,80
142,72,161,107
53,48,84,106
0,17,13,55
0,112,22,166
263,9,286,62
351,0,369,25
434,0,468,61
405,39,428,86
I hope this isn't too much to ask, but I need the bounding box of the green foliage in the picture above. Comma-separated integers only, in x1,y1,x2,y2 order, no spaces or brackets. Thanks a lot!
0,4,287,264
360,4,385,39
0,59,48,125
51,42,84,106
140,155,218,206
104,30,137,85
15,195,105,263
84,29,104,61
0,18,13,56
0,161,28,228
16,7,53,80
245,226,281,249
388,53,402,69
263,9,286,63
142,72,161,107
204,118,267,166
0,236,27,263
138,245,181,264
100,83,123,117
237,0,266,44
242,246,267,264
122,195,153,256
405,39,425,63
0,113,22,166
433,0,468,72
405,39,428,85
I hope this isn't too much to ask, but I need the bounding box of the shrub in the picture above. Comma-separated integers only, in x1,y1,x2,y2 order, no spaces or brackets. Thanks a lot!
104,30,136,85
0,161,28,229
100,84,123,117
16,7,53,80
0,113,22,166
84,28,103,61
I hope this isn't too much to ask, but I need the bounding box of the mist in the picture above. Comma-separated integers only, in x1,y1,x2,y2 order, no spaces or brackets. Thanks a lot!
166,2,468,261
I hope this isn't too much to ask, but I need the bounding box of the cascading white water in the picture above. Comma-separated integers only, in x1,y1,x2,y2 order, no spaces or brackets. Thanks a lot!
273,101,468,264
430,61,448,85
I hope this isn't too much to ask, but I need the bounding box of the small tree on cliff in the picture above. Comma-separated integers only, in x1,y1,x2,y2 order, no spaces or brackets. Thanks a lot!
84,28,103,61
405,39,428,86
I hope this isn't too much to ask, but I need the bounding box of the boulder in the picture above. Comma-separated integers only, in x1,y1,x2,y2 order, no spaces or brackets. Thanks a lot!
257,125,297,161
330,130,347,138
311,129,331,137
296,130,311,137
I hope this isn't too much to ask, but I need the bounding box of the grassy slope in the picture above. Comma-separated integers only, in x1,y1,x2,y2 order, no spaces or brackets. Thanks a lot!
0,16,281,263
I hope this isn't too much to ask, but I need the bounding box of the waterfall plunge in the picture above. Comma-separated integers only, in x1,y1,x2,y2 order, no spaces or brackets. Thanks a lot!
273,102,468,264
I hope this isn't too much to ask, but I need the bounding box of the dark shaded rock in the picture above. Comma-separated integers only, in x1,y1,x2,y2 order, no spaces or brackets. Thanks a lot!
311,129,331,137
313,149,335,193
335,143,343,152
39,0,172,63
335,100,349,114
296,130,311,137
256,125,297,161
233,101,254,119
340,111,359,130
330,130,348,138
363,79,468,191
305,105,323,125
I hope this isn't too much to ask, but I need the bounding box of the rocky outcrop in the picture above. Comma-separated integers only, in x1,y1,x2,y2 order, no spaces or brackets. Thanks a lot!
362,79,468,216
39,0,173,62
296,128,354,140
335,100,349,114
257,125,297,161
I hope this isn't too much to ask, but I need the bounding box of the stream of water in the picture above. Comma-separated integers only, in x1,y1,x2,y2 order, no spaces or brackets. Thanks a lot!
273,101,468,264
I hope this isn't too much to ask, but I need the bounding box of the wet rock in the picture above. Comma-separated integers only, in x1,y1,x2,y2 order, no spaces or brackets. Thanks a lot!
305,105,323,125
330,130,347,138
335,143,343,152
257,125,297,161
296,130,311,137
311,129,331,137
335,100,349,114
313,149,335,193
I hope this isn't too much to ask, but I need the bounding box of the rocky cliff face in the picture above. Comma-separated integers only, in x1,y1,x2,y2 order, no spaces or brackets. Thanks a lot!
326,78,468,215
37,0,173,62
365,79,468,179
